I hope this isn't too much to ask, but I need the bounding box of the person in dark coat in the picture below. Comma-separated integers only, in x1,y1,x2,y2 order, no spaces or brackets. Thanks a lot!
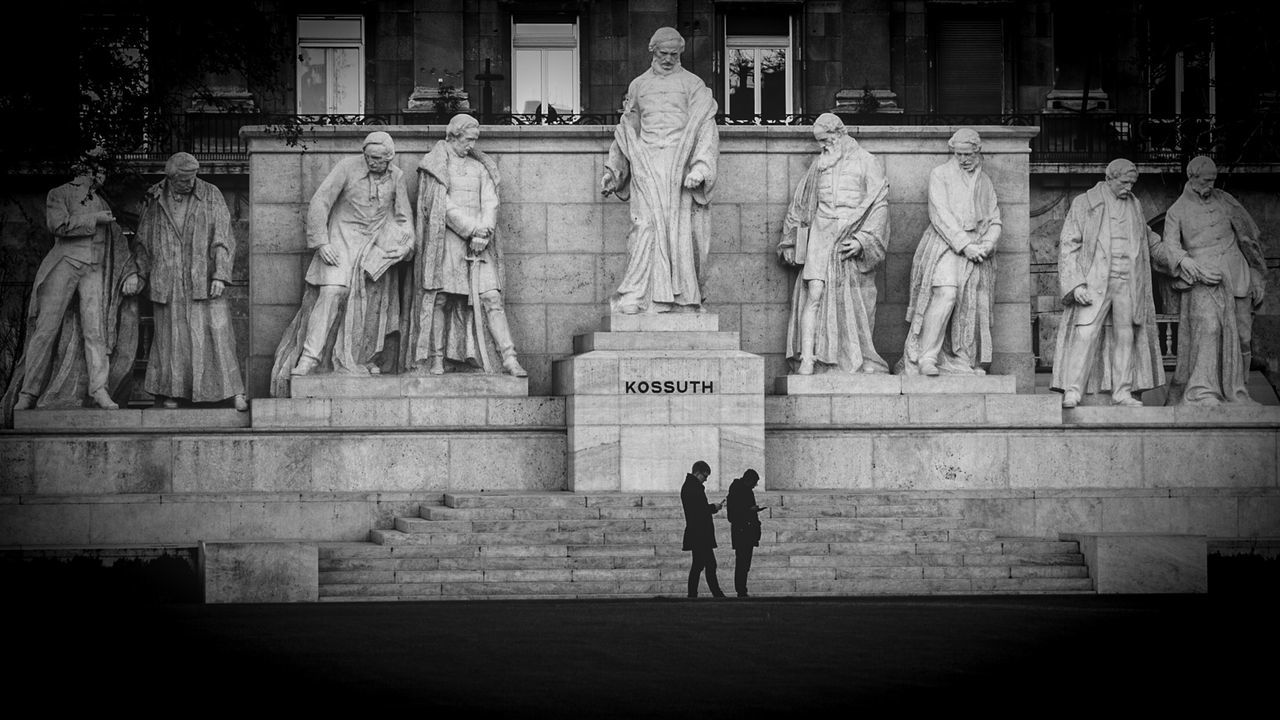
681,460,725,598
727,469,766,597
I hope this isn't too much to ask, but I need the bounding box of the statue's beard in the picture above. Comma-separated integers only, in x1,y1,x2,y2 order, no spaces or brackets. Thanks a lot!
652,59,680,76
816,144,843,171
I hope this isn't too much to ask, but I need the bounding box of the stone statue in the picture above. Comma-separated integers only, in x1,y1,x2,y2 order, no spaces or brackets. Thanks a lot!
134,152,247,411
777,113,890,375
2,151,143,421
402,114,526,377
269,131,414,396
1160,155,1266,405
1050,158,1198,408
899,128,1001,376
601,27,719,315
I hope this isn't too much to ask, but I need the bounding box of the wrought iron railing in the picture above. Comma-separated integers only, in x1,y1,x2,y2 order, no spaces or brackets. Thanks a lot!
14,110,1278,167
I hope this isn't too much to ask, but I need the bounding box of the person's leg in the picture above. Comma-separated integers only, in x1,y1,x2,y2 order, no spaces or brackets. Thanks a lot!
480,290,527,376
429,293,449,374
703,549,725,598
74,263,112,402
687,550,705,598
916,285,958,375
798,279,825,375
1108,279,1137,405
19,260,82,402
735,546,753,596
295,285,348,374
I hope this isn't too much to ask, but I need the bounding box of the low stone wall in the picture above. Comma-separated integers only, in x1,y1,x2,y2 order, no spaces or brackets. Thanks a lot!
245,124,1037,398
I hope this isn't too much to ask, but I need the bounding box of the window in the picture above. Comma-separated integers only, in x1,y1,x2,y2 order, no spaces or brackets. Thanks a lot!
724,14,793,121
512,20,579,117
932,15,1005,115
297,16,364,115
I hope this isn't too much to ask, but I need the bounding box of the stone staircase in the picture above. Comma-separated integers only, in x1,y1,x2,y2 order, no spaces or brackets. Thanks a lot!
317,492,1093,601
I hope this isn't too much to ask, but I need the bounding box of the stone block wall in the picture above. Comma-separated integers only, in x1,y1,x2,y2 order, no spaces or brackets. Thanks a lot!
245,124,1038,398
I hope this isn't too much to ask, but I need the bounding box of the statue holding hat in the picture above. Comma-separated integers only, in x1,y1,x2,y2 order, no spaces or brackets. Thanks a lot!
899,128,1002,376
601,26,719,315
269,131,415,396
134,152,247,410
777,113,890,375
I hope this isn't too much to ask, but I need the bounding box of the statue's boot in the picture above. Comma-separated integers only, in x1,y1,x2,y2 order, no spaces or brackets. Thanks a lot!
485,305,527,377
91,389,119,410
13,392,36,411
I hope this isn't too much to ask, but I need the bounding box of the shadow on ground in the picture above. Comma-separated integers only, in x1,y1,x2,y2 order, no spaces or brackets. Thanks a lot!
9,592,1276,717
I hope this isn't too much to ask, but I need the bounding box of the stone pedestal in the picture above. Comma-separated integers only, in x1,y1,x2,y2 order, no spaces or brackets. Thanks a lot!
554,313,765,494
257,373,541,429
770,373,1059,426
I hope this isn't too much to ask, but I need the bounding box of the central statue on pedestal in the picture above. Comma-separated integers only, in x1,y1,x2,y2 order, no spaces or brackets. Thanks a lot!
601,27,719,315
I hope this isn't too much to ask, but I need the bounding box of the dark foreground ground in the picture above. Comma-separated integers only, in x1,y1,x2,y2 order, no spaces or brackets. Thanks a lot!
9,592,1277,717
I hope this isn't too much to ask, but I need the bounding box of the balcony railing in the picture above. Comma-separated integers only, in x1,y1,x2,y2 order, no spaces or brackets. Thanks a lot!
10,111,1277,167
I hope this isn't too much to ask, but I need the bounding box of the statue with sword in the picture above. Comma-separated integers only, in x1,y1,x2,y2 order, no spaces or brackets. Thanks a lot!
405,114,527,377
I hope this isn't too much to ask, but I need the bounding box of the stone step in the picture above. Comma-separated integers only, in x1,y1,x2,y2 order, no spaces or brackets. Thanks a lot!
322,552,1088,574
401,515,974,534
321,555,1089,579
317,575,1095,600
441,492,955,511
432,499,948,519
318,563,1090,587
372,526,997,547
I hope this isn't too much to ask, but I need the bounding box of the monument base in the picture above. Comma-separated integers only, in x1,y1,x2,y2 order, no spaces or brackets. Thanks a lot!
556,313,765,493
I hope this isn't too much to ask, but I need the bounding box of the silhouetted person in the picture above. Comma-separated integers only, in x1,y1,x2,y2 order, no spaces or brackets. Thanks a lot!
681,460,725,598
727,469,765,597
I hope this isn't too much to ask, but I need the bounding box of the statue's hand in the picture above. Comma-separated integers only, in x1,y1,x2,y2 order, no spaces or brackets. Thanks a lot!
600,174,616,197
122,273,143,296
683,169,704,189
1071,285,1093,306
317,244,339,266
1179,257,1221,285
1252,281,1266,306
96,210,116,226
962,244,985,262
779,247,796,266
209,279,225,298
470,237,490,254
839,238,863,259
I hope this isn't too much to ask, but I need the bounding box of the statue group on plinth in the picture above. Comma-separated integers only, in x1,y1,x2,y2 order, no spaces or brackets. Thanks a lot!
777,125,1003,380
3,150,249,422
8,25,1270,416
269,119,528,397
1050,156,1264,408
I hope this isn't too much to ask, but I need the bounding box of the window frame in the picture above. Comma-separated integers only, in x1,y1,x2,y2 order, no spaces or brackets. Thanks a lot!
296,15,365,115
510,17,581,117
716,7,800,121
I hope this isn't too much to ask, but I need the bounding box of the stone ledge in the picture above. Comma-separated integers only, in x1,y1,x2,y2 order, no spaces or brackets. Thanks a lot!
290,374,529,398
1061,533,1207,593
574,331,741,352
13,408,251,430
601,313,720,332
765,393,1061,426
1064,404,1280,426
253,396,564,428
201,541,318,603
